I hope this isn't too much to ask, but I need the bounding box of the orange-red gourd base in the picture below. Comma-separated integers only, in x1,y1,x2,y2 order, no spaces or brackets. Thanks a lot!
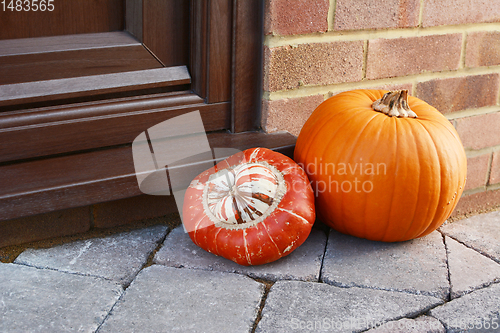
294,89,467,242
183,148,316,265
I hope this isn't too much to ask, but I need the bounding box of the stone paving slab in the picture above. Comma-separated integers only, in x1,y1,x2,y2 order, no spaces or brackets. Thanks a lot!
445,235,500,299
321,230,449,299
365,315,445,332
3,208,498,332
256,280,443,333
14,225,168,286
440,210,500,263
97,265,264,333
154,227,327,282
429,282,500,333
0,263,122,333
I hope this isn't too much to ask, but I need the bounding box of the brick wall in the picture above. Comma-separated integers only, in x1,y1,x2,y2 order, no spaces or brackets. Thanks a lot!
262,0,500,217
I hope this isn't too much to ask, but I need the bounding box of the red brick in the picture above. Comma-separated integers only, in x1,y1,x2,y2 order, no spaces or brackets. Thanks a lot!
466,31,500,68
416,74,500,114
465,154,491,190
93,195,178,229
490,151,500,185
264,42,364,92
264,0,329,35
0,206,90,248
334,0,420,31
422,0,500,27
366,34,462,79
455,112,500,150
262,95,324,136
451,188,500,219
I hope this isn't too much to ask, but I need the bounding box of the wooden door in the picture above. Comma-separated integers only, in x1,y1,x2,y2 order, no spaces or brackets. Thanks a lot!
0,0,268,221
0,0,231,162
0,0,191,96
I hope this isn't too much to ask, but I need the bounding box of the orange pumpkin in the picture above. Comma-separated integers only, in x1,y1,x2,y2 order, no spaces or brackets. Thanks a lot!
294,89,467,242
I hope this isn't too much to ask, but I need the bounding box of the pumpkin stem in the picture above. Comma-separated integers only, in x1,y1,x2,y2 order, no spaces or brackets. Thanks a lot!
372,90,417,118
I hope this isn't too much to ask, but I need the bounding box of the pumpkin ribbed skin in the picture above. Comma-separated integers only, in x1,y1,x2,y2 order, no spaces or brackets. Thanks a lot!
294,89,467,242
183,148,315,265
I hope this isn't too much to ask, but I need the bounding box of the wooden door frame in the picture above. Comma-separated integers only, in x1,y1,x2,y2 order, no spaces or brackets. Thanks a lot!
0,0,263,162
191,0,264,132
0,0,280,222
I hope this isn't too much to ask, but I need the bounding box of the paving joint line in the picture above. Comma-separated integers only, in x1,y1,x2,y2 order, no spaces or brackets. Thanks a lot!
321,278,448,300
357,309,445,332
421,280,500,325
141,227,171,270
111,227,171,291
439,230,500,265
10,261,118,285
423,301,450,330
250,278,274,333
94,285,127,333
317,228,329,283
441,232,453,302
452,279,500,300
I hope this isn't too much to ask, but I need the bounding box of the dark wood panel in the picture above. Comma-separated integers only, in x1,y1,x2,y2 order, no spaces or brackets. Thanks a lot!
125,0,143,42
143,0,190,67
0,91,200,128
208,131,296,158
0,0,124,40
0,92,230,163
0,32,163,85
0,146,139,221
0,46,161,85
0,31,140,56
207,0,233,103
0,66,190,107
0,132,297,221
190,0,232,104
231,0,264,132
190,0,209,100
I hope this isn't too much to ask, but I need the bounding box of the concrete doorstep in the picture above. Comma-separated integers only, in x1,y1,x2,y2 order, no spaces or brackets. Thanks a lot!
0,211,499,332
